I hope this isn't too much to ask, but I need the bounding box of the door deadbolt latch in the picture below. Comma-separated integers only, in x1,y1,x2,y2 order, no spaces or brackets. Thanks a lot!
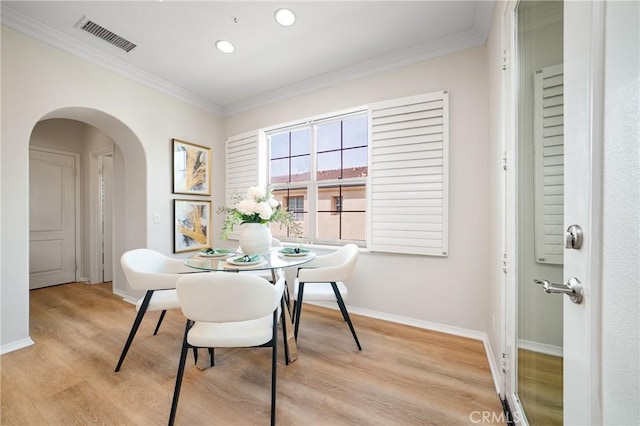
533,277,584,304
565,224,584,249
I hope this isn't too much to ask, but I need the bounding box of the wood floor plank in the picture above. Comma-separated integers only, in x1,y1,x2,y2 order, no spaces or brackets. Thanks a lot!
34,381,135,425
0,387,48,426
0,282,504,425
517,348,563,425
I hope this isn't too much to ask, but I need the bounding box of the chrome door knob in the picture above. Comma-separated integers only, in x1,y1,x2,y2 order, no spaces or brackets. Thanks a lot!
533,277,584,304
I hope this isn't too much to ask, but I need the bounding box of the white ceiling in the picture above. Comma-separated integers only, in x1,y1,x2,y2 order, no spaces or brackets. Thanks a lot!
1,1,494,116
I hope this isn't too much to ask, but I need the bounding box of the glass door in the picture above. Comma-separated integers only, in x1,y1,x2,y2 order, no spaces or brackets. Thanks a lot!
512,1,564,424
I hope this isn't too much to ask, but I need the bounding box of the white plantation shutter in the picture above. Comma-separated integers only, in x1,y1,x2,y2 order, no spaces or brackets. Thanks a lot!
225,131,262,204
534,64,564,265
225,130,263,239
368,91,449,256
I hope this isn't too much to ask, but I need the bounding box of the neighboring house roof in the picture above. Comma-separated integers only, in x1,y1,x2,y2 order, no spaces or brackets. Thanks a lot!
271,167,367,184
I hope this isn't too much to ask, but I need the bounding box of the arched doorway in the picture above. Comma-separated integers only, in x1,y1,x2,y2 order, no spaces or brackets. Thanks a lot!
30,107,147,297
29,121,94,288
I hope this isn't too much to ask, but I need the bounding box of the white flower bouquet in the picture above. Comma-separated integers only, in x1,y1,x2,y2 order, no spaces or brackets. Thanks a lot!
218,186,302,239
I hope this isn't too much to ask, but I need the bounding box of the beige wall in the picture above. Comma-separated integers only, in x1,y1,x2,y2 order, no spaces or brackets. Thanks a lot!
0,26,223,350
225,46,491,335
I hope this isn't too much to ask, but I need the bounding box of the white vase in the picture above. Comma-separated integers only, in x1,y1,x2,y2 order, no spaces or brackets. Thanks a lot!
238,223,272,255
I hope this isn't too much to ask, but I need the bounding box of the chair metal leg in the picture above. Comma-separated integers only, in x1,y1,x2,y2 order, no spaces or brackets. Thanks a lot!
271,311,278,426
168,315,278,425
293,283,305,340
115,290,154,372
153,310,167,335
169,321,191,426
280,298,290,365
331,282,362,350
208,348,215,367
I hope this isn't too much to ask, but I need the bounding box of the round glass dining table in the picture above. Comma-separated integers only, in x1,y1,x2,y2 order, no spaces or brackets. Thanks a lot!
182,247,316,363
183,247,316,278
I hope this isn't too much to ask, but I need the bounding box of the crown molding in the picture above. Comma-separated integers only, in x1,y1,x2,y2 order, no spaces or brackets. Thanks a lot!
222,26,488,116
1,4,223,116
2,2,495,119
223,1,495,116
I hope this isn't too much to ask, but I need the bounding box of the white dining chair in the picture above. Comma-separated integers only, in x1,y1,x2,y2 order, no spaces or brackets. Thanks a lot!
115,248,194,372
292,243,361,350
169,272,285,426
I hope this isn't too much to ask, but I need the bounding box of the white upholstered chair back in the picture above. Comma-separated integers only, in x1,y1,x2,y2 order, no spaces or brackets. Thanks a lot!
296,243,358,283
176,273,284,324
121,248,191,291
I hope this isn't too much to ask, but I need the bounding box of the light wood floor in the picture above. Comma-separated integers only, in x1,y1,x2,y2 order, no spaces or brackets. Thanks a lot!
517,348,563,425
1,282,503,425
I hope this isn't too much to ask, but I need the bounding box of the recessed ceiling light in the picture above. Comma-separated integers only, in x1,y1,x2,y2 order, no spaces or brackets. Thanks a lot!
215,40,235,54
274,8,296,27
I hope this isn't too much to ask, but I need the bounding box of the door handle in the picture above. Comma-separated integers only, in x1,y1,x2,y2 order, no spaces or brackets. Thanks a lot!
533,277,584,304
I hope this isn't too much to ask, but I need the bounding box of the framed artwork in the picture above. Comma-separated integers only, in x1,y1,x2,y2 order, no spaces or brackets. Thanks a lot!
172,139,211,195
174,199,212,253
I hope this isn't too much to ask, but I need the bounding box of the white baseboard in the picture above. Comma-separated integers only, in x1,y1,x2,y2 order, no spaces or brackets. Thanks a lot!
307,301,502,394
113,288,137,305
518,339,563,357
482,335,502,394
1,337,35,355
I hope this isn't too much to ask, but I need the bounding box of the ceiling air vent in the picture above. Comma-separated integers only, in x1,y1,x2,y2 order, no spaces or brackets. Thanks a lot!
75,16,137,53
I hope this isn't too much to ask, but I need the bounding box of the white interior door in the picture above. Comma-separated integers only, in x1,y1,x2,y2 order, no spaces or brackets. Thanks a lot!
101,153,114,283
561,2,603,423
29,149,78,289
503,1,600,424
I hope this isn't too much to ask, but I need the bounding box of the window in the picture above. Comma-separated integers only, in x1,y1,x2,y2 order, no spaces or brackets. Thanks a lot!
268,113,368,244
333,196,343,213
226,90,449,254
271,188,308,237
287,195,305,220
270,128,311,183
318,185,365,240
